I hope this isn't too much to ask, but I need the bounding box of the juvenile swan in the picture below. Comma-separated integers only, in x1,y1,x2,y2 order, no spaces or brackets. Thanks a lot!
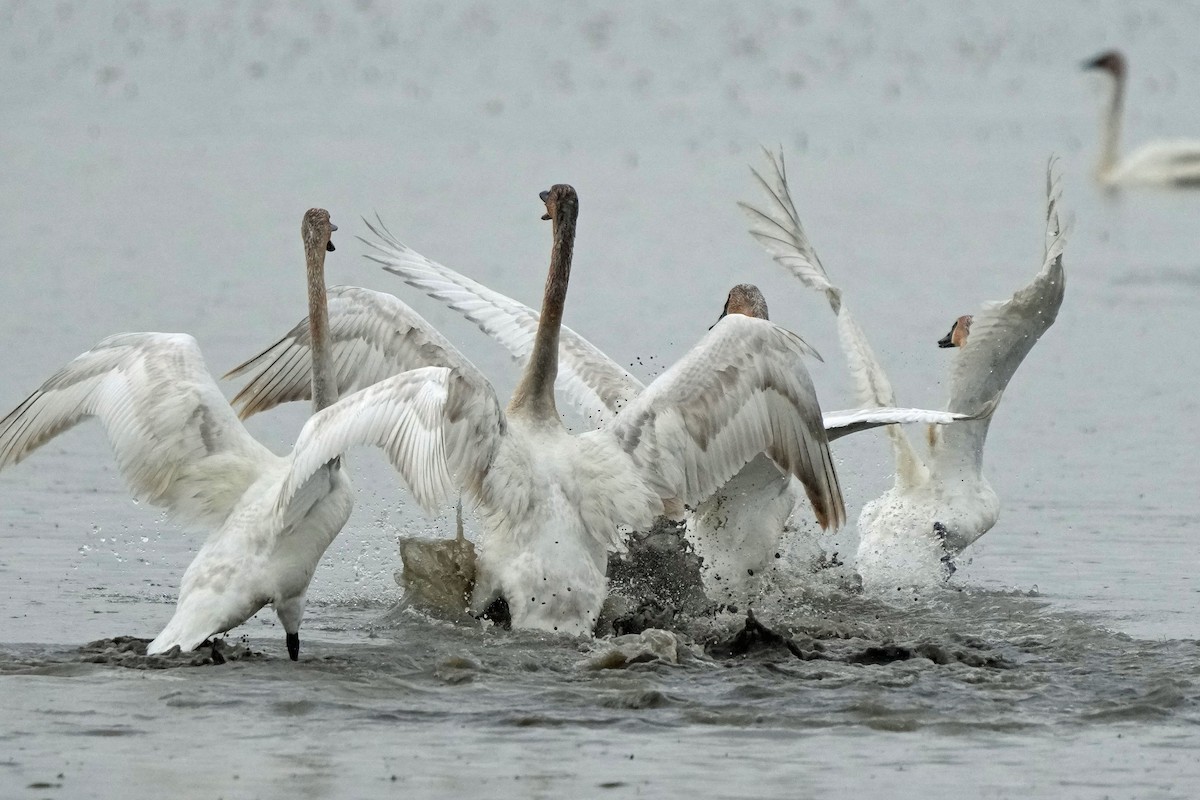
230,185,846,633
366,238,972,603
1083,50,1200,187
741,151,1066,581
0,210,357,657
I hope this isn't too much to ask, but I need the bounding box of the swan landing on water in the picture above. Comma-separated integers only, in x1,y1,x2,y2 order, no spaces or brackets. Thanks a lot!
741,150,1066,585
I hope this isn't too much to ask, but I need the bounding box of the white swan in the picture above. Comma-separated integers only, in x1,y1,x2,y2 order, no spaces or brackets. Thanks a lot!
229,184,847,633
741,151,1066,583
348,229,972,603
0,210,478,659
1083,50,1200,187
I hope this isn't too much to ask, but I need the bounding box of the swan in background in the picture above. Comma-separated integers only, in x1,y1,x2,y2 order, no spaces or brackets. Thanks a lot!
0,209,446,659
741,150,1066,584
349,229,972,604
1083,50,1200,187
230,185,847,632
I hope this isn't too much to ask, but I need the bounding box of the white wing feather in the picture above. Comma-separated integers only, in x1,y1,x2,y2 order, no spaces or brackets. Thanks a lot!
608,314,845,529
362,217,644,425
277,366,505,516
225,286,486,419
739,147,841,308
741,147,927,482
823,406,973,442
0,333,276,528
945,163,1066,415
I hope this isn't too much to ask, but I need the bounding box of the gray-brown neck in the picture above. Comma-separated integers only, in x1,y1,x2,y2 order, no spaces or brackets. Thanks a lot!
1099,70,1125,179
507,202,577,419
305,235,337,413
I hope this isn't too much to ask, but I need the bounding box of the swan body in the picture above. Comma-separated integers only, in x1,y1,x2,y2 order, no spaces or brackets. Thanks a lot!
1084,50,1200,187
365,229,974,603
741,150,1066,584
233,186,849,631
0,210,465,658
0,328,355,657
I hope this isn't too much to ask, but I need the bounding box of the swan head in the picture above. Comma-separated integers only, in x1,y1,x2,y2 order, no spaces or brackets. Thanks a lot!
712,283,769,328
937,315,973,348
1083,49,1126,80
302,207,338,253
539,184,578,222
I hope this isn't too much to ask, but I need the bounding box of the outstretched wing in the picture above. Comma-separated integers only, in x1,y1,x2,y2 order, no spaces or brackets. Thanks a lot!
277,366,505,517
0,333,276,528
739,147,841,308
823,406,973,442
363,216,644,425
945,162,1067,415
740,147,927,483
225,285,485,419
607,314,845,530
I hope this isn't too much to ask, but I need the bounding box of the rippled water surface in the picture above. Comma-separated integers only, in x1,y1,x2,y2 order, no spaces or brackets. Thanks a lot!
3,2,1200,798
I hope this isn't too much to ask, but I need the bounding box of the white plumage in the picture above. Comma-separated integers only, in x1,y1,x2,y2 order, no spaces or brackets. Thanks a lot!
1083,50,1200,187
0,331,354,656
233,185,850,630
741,149,1066,584
0,209,493,658
359,216,971,603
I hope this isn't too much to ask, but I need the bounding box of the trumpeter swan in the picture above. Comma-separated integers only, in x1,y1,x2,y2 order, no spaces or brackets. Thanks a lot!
230,185,848,632
0,210,391,658
301,232,970,604
741,151,1066,583
1083,50,1200,187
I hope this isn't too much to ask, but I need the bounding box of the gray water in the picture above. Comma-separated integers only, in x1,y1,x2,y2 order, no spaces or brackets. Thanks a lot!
2,2,1200,797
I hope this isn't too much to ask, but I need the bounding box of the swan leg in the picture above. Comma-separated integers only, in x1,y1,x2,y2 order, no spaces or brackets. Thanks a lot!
932,522,957,577
275,595,305,662
479,595,512,629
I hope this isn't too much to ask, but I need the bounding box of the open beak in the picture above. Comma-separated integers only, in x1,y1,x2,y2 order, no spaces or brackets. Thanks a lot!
287,632,300,661
326,222,338,252
937,324,956,348
540,189,551,220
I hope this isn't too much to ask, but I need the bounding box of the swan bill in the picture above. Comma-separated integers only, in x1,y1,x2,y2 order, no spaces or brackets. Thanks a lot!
286,632,300,661
1082,50,1125,77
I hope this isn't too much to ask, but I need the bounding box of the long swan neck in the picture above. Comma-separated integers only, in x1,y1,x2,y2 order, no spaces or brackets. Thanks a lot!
1099,72,1124,179
305,242,337,413
508,205,576,419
